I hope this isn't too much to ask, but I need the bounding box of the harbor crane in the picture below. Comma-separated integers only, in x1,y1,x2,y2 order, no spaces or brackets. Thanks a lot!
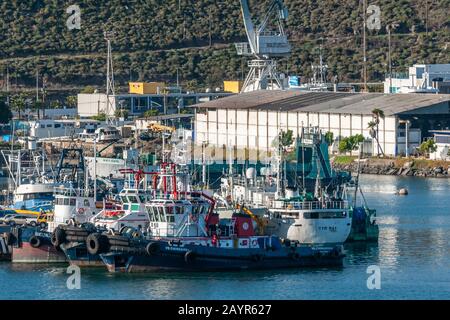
236,0,291,93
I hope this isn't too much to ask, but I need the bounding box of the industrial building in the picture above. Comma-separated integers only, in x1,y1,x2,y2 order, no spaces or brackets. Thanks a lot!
77,91,233,118
384,64,450,94
191,90,450,158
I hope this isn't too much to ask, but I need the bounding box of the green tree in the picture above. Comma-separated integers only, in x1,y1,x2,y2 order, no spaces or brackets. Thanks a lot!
370,108,385,156
115,108,129,120
81,86,96,94
65,95,77,108
91,113,106,121
143,109,159,117
418,139,437,156
0,99,13,124
324,131,334,146
10,94,26,120
32,100,43,119
338,134,364,154
50,100,61,109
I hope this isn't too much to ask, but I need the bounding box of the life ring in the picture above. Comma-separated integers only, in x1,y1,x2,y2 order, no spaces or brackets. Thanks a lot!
77,208,86,215
189,213,198,223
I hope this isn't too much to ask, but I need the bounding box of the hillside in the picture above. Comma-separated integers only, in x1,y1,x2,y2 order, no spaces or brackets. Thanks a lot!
0,0,449,92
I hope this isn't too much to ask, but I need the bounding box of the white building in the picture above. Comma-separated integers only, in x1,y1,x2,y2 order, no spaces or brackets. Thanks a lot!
77,92,233,118
191,90,450,158
430,130,450,161
384,64,450,94
28,119,101,140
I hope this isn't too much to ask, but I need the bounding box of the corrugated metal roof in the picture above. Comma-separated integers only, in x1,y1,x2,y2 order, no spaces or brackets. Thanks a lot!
190,90,450,116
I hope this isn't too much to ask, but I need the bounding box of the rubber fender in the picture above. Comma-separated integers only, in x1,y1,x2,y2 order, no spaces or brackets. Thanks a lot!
29,236,42,248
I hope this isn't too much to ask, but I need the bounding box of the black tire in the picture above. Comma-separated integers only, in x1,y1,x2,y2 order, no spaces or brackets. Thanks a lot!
108,235,131,242
8,221,16,227
109,246,137,254
251,254,263,262
5,233,15,246
108,239,130,246
30,221,37,227
86,233,107,255
51,228,65,248
65,235,88,242
146,242,160,255
29,236,42,248
290,252,300,260
184,250,197,263
65,230,90,237
40,222,47,229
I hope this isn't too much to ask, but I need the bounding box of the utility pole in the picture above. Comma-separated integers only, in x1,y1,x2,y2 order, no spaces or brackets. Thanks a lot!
6,65,10,106
362,0,367,92
104,31,116,126
36,68,39,102
388,26,392,94
208,8,213,47
425,0,429,36
387,23,399,94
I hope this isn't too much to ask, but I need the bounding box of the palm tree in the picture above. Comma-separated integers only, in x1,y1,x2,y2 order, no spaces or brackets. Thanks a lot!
370,108,385,156
10,94,26,120
65,95,77,109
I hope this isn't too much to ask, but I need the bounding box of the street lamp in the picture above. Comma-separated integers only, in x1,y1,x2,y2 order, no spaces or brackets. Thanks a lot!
387,23,399,93
399,119,410,157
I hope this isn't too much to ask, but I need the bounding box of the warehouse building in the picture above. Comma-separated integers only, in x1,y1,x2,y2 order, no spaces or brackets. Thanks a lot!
191,91,450,158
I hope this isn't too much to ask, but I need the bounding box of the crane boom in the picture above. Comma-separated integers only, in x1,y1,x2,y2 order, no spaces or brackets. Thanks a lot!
239,0,257,55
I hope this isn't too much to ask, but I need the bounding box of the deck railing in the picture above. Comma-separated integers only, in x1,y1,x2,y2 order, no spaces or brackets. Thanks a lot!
271,200,348,211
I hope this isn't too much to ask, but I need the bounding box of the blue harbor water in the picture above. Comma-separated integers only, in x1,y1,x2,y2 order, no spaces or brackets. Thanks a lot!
0,175,449,300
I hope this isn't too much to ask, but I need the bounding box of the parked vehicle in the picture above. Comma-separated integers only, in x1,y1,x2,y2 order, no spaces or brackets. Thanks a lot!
0,214,18,224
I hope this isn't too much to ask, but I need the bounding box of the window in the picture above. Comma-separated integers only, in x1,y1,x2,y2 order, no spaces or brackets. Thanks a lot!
127,196,138,203
46,124,52,128
54,124,61,128
84,199,90,206
175,206,183,214
70,198,76,206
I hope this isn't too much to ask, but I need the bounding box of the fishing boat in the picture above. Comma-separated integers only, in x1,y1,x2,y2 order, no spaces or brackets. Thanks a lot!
1,141,56,212
220,128,352,246
95,164,345,272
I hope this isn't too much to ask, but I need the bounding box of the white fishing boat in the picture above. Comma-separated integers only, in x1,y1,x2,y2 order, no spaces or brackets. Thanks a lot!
221,128,352,246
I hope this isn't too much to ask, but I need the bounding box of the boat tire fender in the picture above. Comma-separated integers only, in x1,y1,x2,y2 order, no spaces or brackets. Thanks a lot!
86,233,107,255
51,228,65,248
146,242,160,255
184,250,197,263
29,236,42,248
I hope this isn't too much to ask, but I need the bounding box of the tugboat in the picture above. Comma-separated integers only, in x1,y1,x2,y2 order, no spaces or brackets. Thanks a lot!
8,149,105,263
59,169,156,267
97,164,345,272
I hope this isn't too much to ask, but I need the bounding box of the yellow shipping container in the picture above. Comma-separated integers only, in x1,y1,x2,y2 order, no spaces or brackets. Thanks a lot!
129,82,166,94
224,81,243,93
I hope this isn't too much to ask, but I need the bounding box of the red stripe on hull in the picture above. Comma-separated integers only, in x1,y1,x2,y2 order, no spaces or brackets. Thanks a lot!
12,243,67,263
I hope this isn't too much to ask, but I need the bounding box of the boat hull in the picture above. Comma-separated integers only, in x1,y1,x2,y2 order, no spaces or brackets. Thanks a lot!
61,243,104,268
100,240,344,273
10,227,67,264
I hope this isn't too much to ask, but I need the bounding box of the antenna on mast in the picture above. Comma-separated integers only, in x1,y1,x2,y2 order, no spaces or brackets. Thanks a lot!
104,30,116,125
